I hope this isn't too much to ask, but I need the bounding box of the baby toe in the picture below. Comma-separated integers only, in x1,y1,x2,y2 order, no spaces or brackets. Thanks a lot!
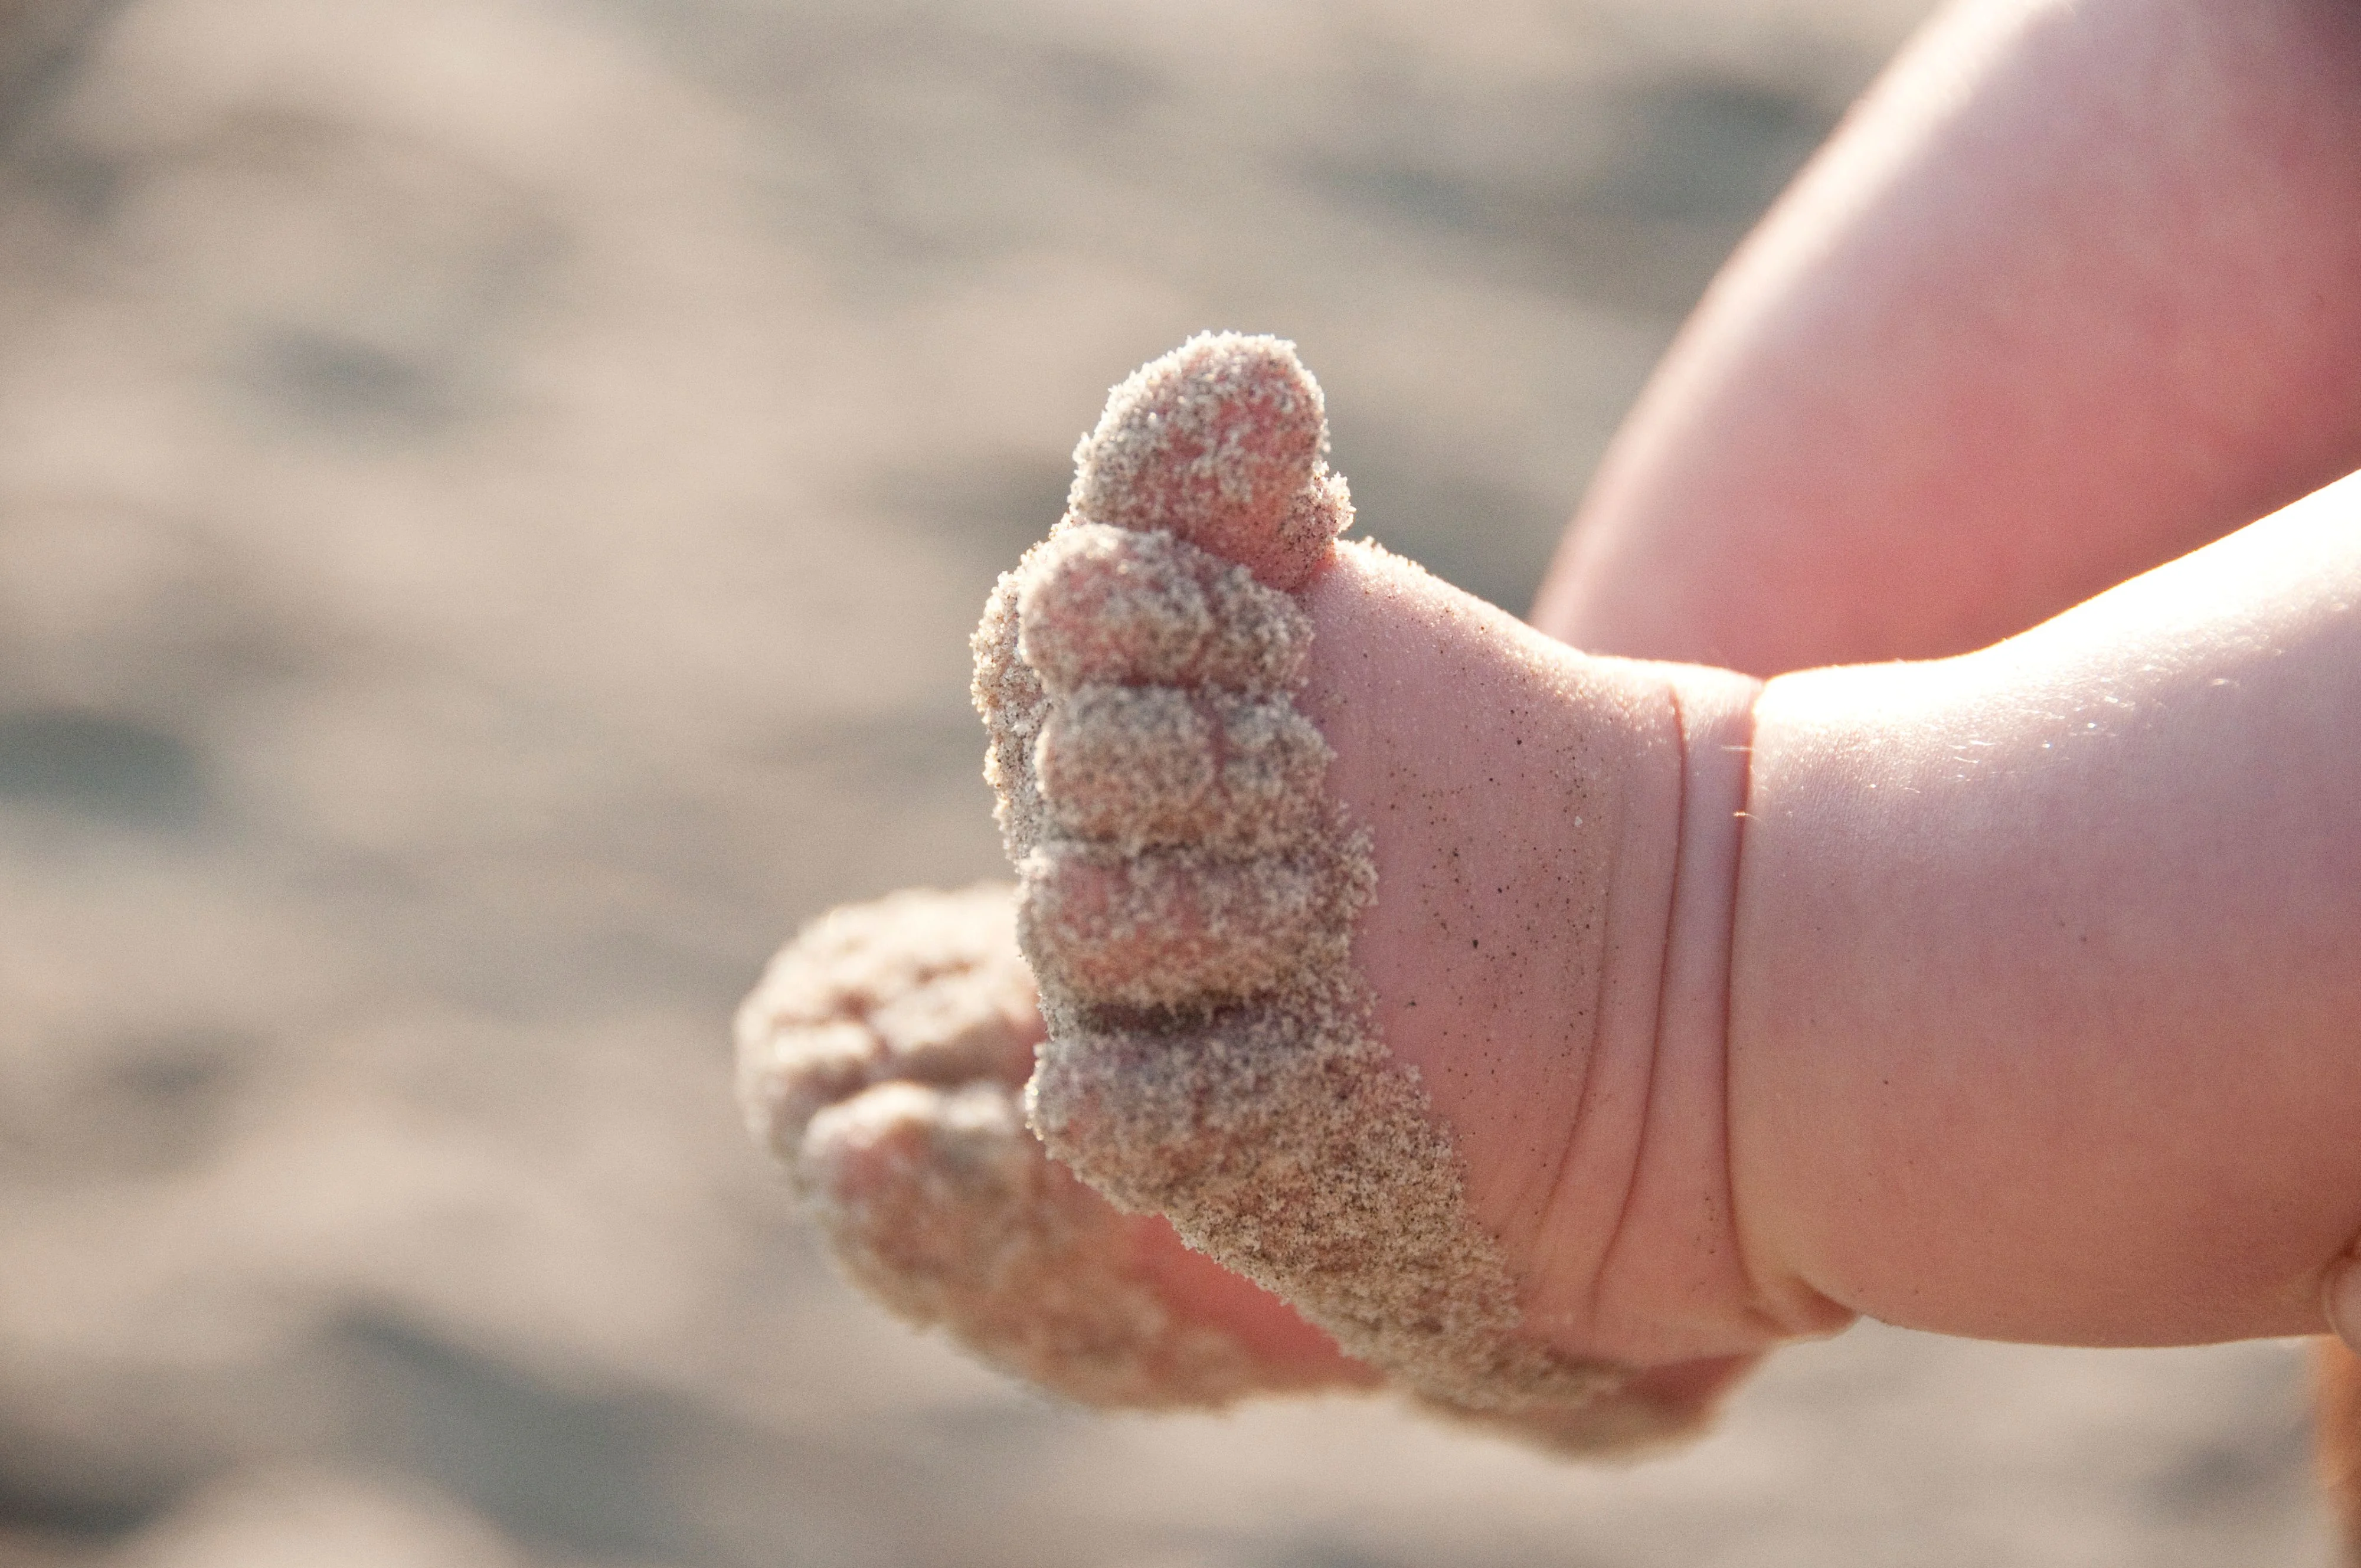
741,886,1329,1410
1069,332,1350,591
1016,523,1313,695
1034,685,1329,854
737,1018,878,1161
1017,843,1344,1009
1016,525,1214,691
1034,683,1217,847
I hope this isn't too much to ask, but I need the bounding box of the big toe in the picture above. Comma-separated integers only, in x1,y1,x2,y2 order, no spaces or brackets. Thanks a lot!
1069,331,1352,592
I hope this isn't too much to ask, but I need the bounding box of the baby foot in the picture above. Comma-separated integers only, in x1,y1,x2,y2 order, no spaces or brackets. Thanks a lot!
971,333,1778,1447
735,883,1365,1407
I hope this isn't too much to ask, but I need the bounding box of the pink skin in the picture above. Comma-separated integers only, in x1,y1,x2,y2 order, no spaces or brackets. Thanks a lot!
1533,0,2361,674
1731,500,2361,1344
1532,0,2361,1347
909,0,2361,1409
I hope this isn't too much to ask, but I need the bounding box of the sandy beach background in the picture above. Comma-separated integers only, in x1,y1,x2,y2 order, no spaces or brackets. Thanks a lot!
0,1,2333,1564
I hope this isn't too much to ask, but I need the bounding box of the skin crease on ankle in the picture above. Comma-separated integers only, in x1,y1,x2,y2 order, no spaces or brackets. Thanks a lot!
1293,541,1837,1368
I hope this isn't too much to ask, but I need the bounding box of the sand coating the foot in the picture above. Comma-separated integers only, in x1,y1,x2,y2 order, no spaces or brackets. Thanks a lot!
734,885,1278,1407
974,333,1627,1419
738,334,1710,1449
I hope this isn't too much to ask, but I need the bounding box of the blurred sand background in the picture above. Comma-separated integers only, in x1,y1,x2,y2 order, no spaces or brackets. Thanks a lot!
0,1,2333,1564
